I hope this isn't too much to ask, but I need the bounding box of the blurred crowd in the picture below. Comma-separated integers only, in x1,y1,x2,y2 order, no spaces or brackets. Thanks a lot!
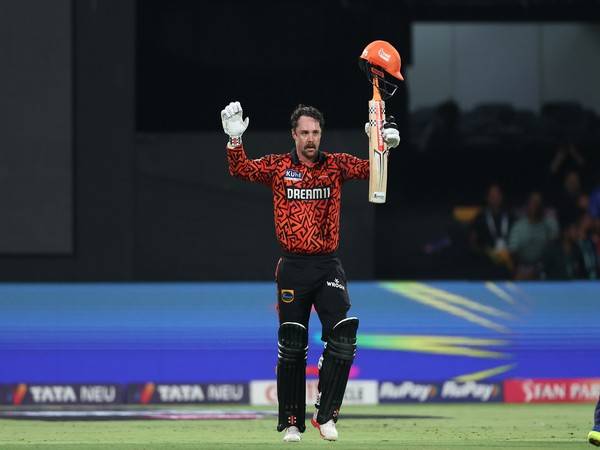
467,145,600,280
408,100,600,280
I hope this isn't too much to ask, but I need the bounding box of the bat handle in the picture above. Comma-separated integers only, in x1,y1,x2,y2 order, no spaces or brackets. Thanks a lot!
372,78,382,102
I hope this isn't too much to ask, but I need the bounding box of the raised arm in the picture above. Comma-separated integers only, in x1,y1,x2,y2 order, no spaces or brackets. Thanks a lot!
227,146,278,185
222,101,277,185
336,153,370,181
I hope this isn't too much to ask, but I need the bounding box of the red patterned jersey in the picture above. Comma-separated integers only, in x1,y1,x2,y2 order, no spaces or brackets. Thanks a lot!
227,145,369,254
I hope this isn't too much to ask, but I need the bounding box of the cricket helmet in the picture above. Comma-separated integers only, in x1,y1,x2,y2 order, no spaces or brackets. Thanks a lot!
359,40,404,99
360,40,404,80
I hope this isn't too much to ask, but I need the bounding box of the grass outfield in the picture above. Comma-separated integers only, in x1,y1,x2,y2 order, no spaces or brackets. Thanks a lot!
0,404,594,449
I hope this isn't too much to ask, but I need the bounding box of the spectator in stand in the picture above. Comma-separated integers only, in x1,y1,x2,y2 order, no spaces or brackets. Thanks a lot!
543,211,599,280
508,191,559,280
549,142,586,179
591,186,600,224
551,170,588,227
469,183,513,276
589,173,600,257
542,217,582,280
576,212,599,280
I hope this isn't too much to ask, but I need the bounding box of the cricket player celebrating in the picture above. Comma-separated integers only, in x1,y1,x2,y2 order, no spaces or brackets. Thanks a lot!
221,100,400,442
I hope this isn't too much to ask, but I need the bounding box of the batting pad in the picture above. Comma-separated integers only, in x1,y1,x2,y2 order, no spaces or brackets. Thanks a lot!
277,322,308,432
316,317,359,424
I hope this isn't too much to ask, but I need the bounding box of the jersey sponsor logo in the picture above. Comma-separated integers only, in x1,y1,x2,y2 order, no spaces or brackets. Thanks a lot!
281,289,295,303
326,278,345,291
286,187,331,201
284,169,302,181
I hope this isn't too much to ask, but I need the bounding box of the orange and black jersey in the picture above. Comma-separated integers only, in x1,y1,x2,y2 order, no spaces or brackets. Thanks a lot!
227,145,369,255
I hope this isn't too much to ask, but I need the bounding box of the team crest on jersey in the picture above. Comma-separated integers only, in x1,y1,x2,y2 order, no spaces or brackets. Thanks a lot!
284,169,302,181
281,289,295,303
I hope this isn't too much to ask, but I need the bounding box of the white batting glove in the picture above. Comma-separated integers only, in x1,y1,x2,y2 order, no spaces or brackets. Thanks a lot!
364,116,401,149
221,101,249,147
383,127,400,149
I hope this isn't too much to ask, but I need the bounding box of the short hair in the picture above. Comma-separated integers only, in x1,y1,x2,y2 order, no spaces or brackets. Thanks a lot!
290,105,324,130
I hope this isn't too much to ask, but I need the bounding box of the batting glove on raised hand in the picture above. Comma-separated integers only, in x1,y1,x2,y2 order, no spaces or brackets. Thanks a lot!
364,115,401,149
221,101,249,147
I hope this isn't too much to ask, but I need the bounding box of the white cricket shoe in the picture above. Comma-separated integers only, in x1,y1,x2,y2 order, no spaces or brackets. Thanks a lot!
283,426,301,442
312,418,338,441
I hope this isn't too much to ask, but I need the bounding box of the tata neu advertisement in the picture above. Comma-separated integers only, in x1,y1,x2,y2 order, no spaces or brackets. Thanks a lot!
0,384,124,405
127,383,249,404
504,379,600,403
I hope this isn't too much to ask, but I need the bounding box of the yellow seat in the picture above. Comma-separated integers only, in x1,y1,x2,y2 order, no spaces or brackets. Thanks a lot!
453,206,481,224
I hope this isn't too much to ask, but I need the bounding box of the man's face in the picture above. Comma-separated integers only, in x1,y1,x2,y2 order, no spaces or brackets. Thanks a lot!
292,116,321,162
527,192,543,220
564,171,580,194
487,185,503,211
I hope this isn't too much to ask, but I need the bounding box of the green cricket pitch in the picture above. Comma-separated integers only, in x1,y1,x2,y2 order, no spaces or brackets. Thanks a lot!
0,403,593,449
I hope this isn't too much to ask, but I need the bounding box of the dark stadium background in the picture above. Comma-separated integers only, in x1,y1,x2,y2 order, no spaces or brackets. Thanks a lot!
1,0,599,282
0,0,599,281
2,2,600,433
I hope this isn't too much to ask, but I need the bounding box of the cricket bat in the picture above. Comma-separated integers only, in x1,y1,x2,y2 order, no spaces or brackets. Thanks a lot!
368,79,388,204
